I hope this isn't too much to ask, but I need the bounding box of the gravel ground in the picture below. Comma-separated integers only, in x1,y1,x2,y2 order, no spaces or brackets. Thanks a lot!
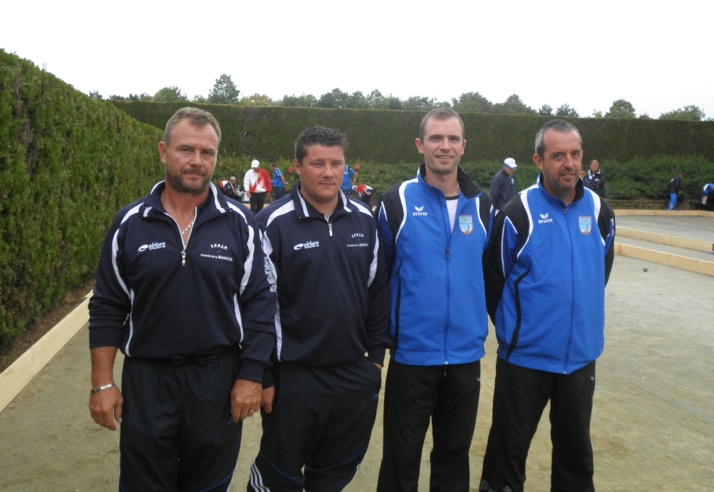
1,215,713,491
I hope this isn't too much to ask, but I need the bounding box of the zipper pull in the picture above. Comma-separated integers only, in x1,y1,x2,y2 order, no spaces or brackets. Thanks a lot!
328,222,333,237
181,250,186,267
446,247,450,258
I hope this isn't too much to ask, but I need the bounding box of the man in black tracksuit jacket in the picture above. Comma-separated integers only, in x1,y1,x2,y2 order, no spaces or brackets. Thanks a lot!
247,126,390,491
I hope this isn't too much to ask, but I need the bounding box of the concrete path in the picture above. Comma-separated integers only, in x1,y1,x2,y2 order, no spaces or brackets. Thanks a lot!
1,213,713,491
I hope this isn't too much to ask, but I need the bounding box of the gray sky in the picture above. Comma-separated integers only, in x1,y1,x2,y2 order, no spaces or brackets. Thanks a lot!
3,0,712,119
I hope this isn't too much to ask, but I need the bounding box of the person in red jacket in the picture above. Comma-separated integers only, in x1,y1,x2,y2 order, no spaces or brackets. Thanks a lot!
243,159,272,214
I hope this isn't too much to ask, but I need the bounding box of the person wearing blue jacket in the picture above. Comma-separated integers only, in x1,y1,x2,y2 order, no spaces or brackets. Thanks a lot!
88,108,276,491
376,108,492,492
247,126,390,491
479,119,616,492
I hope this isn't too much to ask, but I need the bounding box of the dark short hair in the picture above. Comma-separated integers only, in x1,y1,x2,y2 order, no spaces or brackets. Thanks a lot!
163,107,222,146
294,126,348,164
418,108,465,141
534,119,581,159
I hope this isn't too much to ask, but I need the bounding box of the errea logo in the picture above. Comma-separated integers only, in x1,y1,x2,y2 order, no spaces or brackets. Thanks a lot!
538,213,554,224
412,205,428,217
294,240,320,251
138,242,166,252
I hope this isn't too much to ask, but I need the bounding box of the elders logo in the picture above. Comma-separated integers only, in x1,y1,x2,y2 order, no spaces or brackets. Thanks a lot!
538,213,553,224
293,240,320,251
138,242,166,252
412,205,428,217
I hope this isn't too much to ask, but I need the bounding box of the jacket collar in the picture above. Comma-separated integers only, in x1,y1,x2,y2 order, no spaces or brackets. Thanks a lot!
536,173,585,208
290,182,354,220
417,163,481,199
144,181,228,220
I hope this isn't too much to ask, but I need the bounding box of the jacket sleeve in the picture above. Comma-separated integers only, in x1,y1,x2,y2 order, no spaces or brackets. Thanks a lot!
364,220,391,364
598,199,616,285
88,211,132,349
375,185,403,272
235,210,277,383
483,200,523,322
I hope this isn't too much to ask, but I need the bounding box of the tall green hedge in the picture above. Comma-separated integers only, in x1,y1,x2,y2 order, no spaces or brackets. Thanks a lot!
0,50,162,346
113,102,714,165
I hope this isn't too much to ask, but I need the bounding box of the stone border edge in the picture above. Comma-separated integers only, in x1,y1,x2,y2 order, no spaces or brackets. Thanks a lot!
0,292,92,414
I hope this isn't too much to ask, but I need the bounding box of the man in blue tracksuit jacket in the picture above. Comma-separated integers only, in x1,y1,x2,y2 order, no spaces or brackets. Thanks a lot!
377,108,492,492
88,108,276,491
480,119,616,492
247,126,390,491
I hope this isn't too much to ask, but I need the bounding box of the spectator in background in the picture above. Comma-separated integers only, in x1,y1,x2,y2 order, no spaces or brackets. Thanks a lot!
667,172,683,210
341,163,359,195
490,157,518,212
269,161,287,200
244,159,272,214
352,183,374,207
222,176,240,200
584,159,606,198
701,182,714,210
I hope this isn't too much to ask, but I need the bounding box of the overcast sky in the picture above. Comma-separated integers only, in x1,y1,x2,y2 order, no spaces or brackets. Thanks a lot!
2,0,712,119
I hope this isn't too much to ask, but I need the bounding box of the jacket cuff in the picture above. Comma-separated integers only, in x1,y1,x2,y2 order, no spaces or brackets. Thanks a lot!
238,359,266,384
367,345,386,366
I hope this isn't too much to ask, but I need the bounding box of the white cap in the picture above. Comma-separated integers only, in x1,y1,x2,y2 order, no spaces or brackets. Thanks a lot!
503,157,517,169
251,159,260,168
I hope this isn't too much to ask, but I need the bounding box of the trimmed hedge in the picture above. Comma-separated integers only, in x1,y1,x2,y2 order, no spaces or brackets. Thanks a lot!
0,50,162,346
113,102,714,165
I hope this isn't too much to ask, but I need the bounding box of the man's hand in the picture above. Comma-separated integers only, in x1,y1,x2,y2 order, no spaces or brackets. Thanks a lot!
261,386,275,414
89,386,123,431
230,379,262,422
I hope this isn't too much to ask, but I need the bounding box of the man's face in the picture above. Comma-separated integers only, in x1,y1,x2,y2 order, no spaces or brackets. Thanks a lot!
533,129,582,201
415,117,466,177
159,119,218,196
590,160,599,172
295,144,345,209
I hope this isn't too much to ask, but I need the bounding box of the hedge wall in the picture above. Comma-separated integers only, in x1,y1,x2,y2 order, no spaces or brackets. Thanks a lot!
0,50,162,346
113,102,714,165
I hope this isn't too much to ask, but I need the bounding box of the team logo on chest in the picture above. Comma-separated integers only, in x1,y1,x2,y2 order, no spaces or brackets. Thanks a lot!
459,215,474,235
579,216,593,235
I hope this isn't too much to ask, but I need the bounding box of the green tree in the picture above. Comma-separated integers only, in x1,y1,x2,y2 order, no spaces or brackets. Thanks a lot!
538,104,553,116
385,95,403,110
281,93,317,107
556,104,579,118
605,99,636,119
153,86,188,102
193,94,207,103
493,94,535,115
403,96,438,111
317,88,349,108
367,89,386,109
344,91,369,109
241,93,275,106
207,74,240,104
659,105,705,121
128,93,152,101
453,92,492,114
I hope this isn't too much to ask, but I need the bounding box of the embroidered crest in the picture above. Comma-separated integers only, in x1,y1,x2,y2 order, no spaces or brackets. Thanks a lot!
459,215,474,235
579,216,592,235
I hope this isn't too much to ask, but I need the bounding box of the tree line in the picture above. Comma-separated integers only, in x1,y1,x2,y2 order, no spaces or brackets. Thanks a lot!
93,74,709,122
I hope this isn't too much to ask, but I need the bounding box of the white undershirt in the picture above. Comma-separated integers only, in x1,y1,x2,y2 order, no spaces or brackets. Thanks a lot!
446,196,459,232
